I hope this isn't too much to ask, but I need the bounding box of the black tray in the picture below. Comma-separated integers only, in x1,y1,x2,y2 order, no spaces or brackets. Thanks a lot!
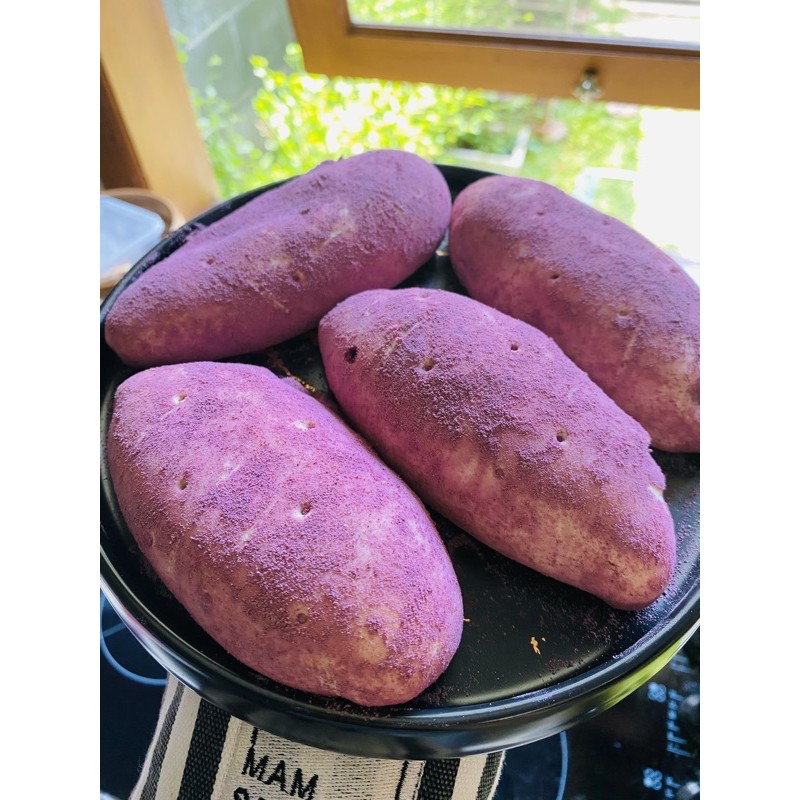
100,164,699,760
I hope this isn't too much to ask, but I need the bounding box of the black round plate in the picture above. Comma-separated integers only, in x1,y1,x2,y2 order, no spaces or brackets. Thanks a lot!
100,165,699,760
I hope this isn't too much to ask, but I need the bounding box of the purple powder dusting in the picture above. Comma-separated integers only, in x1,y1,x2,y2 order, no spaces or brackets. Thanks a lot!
449,176,699,453
105,150,451,368
106,360,464,707
319,288,677,611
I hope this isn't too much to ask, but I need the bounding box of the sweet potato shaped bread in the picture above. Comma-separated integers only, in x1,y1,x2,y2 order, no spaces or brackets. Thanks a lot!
106,361,463,706
449,176,699,453
104,149,451,368
319,288,676,610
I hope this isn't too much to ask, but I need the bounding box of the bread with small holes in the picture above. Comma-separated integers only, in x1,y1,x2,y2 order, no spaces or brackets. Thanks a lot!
449,176,699,453
105,150,451,368
319,288,676,610
106,360,463,706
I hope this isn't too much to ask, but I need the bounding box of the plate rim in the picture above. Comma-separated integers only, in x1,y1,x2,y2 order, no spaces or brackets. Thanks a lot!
99,163,700,759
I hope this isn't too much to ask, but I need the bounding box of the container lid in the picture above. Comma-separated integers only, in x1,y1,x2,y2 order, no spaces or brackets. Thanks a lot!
101,196,165,277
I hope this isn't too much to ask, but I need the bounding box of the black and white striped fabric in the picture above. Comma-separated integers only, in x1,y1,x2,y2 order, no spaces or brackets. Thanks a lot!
130,676,505,800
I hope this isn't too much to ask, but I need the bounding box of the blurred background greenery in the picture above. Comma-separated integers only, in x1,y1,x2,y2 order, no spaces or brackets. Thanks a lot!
183,43,642,225
166,0,698,260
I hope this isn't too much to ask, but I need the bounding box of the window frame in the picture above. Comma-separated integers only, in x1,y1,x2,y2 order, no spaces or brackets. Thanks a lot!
100,0,219,218
287,0,699,109
99,0,700,218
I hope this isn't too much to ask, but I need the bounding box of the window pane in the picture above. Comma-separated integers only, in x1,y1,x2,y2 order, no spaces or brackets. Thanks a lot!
347,0,700,46
161,0,698,266
439,97,699,267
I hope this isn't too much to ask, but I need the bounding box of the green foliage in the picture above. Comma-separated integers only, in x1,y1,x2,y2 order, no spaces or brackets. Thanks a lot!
244,44,536,189
520,101,642,223
451,95,538,153
184,41,642,223
190,83,264,200
348,0,525,29
348,0,628,35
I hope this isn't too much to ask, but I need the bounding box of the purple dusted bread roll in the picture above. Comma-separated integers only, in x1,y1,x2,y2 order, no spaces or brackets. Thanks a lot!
104,150,451,368
106,361,463,706
319,288,676,611
448,176,700,453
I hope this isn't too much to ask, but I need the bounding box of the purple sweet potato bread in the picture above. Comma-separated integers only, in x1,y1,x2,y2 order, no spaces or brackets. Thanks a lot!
104,150,451,368
448,176,700,453
106,361,463,706
319,288,676,610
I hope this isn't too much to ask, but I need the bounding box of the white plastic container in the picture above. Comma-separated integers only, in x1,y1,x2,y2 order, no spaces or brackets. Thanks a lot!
101,196,165,281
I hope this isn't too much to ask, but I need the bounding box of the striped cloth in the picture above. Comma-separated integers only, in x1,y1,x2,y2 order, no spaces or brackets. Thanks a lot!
129,676,505,800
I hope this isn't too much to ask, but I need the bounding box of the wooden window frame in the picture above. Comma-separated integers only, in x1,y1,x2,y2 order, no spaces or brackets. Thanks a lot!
287,0,699,110
100,0,219,218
